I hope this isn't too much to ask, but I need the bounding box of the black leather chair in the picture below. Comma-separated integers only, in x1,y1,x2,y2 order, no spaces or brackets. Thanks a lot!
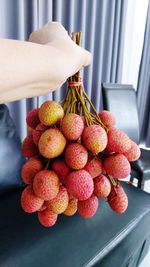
1,104,150,267
102,83,150,189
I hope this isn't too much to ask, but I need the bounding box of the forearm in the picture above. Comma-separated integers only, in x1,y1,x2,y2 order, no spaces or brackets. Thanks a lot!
0,39,69,103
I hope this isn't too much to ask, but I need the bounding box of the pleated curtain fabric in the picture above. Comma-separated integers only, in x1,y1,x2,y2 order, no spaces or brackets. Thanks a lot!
0,0,127,140
137,1,150,147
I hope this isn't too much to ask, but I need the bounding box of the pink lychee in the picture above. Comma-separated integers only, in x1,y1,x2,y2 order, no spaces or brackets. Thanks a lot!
26,108,40,129
21,135,38,158
61,113,84,140
124,140,141,161
104,154,131,178
21,157,44,184
99,110,116,129
47,186,69,214
66,170,94,200
82,125,107,153
108,185,128,213
107,128,131,153
65,143,88,170
38,208,58,227
52,158,71,184
21,185,44,213
84,156,103,178
78,194,99,218
33,170,60,200
94,174,111,198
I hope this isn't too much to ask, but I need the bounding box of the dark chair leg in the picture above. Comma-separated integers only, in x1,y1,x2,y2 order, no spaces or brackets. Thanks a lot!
138,179,144,190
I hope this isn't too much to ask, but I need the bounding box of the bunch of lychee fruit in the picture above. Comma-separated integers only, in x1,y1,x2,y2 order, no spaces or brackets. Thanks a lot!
21,100,141,227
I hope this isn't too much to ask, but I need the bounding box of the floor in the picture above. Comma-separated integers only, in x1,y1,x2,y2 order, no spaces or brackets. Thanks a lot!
139,180,150,267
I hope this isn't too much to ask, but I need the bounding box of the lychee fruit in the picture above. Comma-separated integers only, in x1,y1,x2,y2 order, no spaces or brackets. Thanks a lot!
21,185,44,213
33,170,60,200
47,186,69,214
64,198,78,216
21,157,44,184
107,128,131,153
108,185,128,213
61,113,84,140
33,123,48,145
78,195,99,218
124,140,141,161
21,135,38,158
94,174,111,198
38,202,47,211
39,101,64,126
26,108,40,129
38,128,66,159
82,125,107,153
66,170,94,200
38,209,58,227
104,154,131,178
84,156,103,178
65,143,88,170
99,110,116,129
52,158,71,184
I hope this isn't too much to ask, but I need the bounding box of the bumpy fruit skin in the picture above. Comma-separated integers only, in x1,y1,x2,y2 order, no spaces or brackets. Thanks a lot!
21,135,38,158
124,140,141,161
61,113,84,140
94,174,111,198
64,198,78,216
104,154,131,178
21,157,44,184
38,128,66,159
65,143,88,170
38,209,58,227
66,170,94,200
107,128,131,153
33,123,48,145
26,108,40,129
84,156,103,178
21,186,44,213
33,170,60,200
52,158,70,184
99,110,116,129
39,101,64,126
82,125,107,153
78,195,98,218
108,185,128,213
47,186,69,214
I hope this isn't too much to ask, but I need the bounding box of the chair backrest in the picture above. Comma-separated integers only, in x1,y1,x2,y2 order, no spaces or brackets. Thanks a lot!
102,83,140,144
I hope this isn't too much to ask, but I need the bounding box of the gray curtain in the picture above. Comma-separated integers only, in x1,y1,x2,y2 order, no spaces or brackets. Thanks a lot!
137,1,150,147
0,0,127,140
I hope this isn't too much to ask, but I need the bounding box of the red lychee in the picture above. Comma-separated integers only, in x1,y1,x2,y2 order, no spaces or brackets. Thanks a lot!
21,135,38,158
124,140,141,161
21,186,44,213
38,209,58,227
108,185,128,213
64,198,78,216
33,170,60,200
52,158,71,184
38,128,66,159
84,156,103,178
65,143,88,170
94,174,111,198
47,186,69,214
104,154,131,178
107,128,131,153
33,123,48,145
21,157,44,184
39,101,64,126
99,110,116,129
82,125,107,153
78,194,99,218
66,170,94,200
61,113,84,140
26,108,40,129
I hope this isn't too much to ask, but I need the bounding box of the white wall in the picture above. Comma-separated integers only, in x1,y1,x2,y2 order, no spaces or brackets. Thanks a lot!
121,0,149,89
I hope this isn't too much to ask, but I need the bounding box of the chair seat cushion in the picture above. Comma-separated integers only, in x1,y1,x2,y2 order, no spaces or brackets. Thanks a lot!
0,183,150,267
131,148,150,180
